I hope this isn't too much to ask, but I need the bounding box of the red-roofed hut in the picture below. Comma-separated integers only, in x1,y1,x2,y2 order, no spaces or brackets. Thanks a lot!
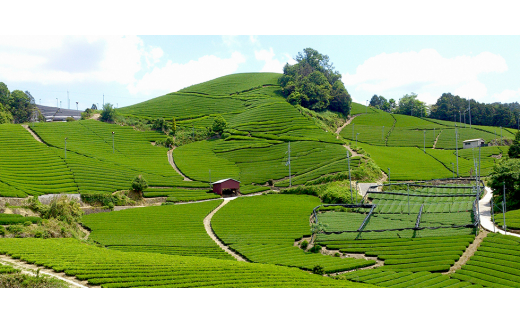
211,178,240,196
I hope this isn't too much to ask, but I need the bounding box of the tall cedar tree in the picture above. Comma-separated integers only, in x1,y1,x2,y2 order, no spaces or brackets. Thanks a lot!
280,48,351,115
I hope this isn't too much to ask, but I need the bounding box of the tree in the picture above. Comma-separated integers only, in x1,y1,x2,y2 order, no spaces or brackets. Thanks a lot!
396,93,427,117
99,103,117,123
509,131,520,158
131,175,148,197
0,103,13,124
369,94,380,107
280,48,351,115
171,117,177,135
8,90,35,123
0,82,9,107
489,159,520,210
389,98,397,111
212,114,227,134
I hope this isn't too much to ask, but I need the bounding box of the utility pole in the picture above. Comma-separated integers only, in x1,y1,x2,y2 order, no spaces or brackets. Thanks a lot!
503,182,507,234
423,130,426,153
356,133,359,146
285,142,291,187
388,168,391,184
56,98,58,108
468,98,472,128
67,91,69,109
455,126,459,177
76,102,78,111
347,150,352,203
352,124,355,142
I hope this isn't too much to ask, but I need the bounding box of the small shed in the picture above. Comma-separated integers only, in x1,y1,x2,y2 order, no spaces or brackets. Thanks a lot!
211,178,240,196
463,138,485,149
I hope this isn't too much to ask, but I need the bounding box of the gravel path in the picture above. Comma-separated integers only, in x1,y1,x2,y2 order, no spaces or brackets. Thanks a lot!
0,255,90,288
203,198,248,262
168,148,192,181
21,125,44,143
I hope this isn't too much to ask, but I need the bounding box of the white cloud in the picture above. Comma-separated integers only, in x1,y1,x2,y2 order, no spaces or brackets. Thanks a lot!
128,51,247,95
222,35,240,47
493,88,520,102
255,48,294,73
0,35,157,86
343,49,508,104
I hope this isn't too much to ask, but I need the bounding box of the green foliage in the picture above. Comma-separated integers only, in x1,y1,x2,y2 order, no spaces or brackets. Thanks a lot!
312,265,324,275
280,48,351,114
0,226,5,236
300,240,309,249
80,108,93,120
131,175,148,194
431,93,518,128
80,191,135,207
0,271,68,288
0,102,13,124
171,117,177,134
508,131,520,158
212,114,227,134
100,103,117,123
396,93,427,117
7,90,36,123
28,196,83,225
489,158,520,210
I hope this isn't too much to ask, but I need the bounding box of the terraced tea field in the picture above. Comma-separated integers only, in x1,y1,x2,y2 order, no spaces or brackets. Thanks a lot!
82,201,234,260
0,238,373,288
211,194,375,273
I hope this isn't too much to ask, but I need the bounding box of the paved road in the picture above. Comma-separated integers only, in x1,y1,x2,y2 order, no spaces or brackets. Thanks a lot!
479,186,520,237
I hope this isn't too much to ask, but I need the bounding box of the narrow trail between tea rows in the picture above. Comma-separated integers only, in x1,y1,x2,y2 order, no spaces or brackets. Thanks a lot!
168,147,193,181
0,255,91,288
203,198,248,262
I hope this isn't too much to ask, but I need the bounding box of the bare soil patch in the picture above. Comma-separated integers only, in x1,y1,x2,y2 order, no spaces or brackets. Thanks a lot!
168,148,193,181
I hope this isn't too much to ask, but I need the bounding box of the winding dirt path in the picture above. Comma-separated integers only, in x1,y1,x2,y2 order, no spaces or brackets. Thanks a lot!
335,114,364,139
432,129,442,149
0,255,90,288
343,144,362,157
203,198,248,262
168,147,192,181
445,230,488,275
21,125,44,143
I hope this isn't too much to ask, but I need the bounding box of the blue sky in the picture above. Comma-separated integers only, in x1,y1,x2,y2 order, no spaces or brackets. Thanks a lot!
2,2,520,111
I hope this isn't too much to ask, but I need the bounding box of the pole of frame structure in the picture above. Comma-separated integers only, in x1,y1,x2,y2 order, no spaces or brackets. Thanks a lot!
478,145,481,181
347,150,352,203
388,168,391,185
503,182,507,234
491,199,495,233
288,142,291,187
407,183,410,215
455,126,459,177
423,130,426,153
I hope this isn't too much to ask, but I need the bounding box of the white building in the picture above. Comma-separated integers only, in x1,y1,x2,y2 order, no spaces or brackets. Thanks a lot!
463,138,485,149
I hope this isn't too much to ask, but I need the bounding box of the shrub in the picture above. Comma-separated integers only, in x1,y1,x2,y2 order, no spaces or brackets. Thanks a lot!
100,103,117,123
131,175,148,197
0,226,5,236
309,245,322,253
23,221,31,227
66,117,76,122
300,240,309,249
34,231,42,238
312,265,324,275
212,115,227,134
